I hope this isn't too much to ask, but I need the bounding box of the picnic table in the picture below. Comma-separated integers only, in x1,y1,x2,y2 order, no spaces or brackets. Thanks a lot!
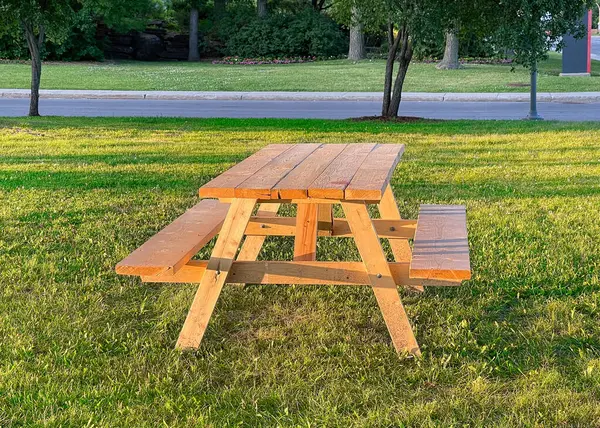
116,143,471,356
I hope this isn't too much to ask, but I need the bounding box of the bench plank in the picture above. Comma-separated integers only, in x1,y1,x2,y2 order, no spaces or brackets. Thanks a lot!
409,204,471,281
115,199,230,276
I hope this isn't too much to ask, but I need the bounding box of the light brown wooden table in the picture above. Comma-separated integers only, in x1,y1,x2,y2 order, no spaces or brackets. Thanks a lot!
117,143,471,357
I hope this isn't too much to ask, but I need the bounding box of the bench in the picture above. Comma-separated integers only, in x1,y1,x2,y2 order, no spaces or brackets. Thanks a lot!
115,199,230,277
409,204,471,281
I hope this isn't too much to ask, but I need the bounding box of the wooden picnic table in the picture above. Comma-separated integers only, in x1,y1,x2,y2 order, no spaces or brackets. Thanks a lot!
116,143,471,357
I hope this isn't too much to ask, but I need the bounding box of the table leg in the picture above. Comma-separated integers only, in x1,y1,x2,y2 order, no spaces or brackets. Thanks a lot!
237,203,281,262
317,203,334,236
293,203,318,261
378,184,424,293
341,200,421,356
176,198,257,350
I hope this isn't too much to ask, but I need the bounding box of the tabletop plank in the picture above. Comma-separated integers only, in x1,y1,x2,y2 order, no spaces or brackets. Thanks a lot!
199,144,294,198
234,144,322,198
344,144,405,200
308,143,377,199
274,144,347,199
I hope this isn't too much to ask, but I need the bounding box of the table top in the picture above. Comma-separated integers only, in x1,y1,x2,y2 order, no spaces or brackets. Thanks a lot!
199,143,405,201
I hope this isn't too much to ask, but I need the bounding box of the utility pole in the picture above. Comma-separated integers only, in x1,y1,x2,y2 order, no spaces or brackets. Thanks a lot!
526,63,543,120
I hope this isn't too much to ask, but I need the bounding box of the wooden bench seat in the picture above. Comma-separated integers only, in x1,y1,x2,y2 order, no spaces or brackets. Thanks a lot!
115,199,230,277
409,204,471,281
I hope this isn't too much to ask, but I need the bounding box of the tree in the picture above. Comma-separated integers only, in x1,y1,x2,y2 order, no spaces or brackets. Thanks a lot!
189,6,200,61
348,5,365,60
437,30,460,69
0,0,153,116
496,0,595,119
0,0,74,116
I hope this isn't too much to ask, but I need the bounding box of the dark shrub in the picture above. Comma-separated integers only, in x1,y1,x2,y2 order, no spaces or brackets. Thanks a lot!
224,8,347,58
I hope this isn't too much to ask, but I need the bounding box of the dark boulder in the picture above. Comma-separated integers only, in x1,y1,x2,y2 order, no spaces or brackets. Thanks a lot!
135,33,163,61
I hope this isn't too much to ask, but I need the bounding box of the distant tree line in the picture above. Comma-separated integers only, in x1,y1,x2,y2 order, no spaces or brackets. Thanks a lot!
0,0,595,117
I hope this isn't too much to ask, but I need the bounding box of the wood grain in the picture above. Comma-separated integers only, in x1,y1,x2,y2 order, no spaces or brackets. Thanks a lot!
342,200,421,356
142,260,462,287
409,204,471,281
274,144,347,199
308,143,377,199
234,144,321,198
115,199,229,276
237,203,280,261
175,198,257,350
345,144,405,200
199,145,293,198
378,184,424,293
293,204,319,261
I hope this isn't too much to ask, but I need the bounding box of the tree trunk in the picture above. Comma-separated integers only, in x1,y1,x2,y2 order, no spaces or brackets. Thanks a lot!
382,23,400,116
382,25,412,117
437,31,460,70
257,0,267,18
188,8,200,61
348,6,365,60
23,22,44,117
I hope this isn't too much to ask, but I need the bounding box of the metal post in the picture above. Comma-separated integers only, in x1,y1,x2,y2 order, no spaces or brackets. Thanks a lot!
526,63,543,120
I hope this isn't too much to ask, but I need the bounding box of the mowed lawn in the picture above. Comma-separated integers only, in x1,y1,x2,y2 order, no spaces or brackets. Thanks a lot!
1,118,600,426
1,53,599,93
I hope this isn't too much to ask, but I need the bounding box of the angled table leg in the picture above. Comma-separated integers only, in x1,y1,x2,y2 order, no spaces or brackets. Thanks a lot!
176,198,257,350
293,203,319,261
378,184,424,293
341,200,421,356
237,202,281,261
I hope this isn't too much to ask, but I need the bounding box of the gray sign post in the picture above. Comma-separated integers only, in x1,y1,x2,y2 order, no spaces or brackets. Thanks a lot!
561,10,592,77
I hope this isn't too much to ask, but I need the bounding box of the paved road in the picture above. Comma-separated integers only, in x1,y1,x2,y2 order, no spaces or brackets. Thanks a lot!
592,36,600,61
2,98,600,121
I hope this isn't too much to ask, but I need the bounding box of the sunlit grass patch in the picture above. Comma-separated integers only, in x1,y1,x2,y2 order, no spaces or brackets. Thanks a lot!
1,117,600,426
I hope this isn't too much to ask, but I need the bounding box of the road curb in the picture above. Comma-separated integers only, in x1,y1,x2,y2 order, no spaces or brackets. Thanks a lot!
2,89,600,103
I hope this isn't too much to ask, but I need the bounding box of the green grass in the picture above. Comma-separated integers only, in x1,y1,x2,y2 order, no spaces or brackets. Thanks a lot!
1,117,600,426
1,53,599,92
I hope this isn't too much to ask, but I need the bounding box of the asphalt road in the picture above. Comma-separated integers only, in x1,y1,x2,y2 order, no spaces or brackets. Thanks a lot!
2,98,600,121
592,36,600,61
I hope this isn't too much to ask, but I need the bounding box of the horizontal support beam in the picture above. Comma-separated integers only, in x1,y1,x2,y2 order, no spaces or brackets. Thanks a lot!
141,260,461,287
244,217,416,239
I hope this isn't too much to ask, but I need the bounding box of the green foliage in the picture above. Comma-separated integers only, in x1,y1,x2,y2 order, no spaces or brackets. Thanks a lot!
496,0,596,69
224,8,347,58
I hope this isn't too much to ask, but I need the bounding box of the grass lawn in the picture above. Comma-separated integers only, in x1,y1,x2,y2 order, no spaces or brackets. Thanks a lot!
1,117,600,426
1,53,599,93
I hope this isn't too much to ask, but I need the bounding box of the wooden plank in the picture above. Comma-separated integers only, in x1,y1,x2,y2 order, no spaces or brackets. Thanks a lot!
293,204,319,261
142,260,461,287
378,184,424,293
345,144,405,200
409,204,471,281
317,203,334,236
234,144,322,199
243,216,415,238
175,198,257,350
274,144,347,199
308,143,377,199
332,219,416,239
342,201,420,356
199,145,293,198
237,203,280,261
115,199,229,277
